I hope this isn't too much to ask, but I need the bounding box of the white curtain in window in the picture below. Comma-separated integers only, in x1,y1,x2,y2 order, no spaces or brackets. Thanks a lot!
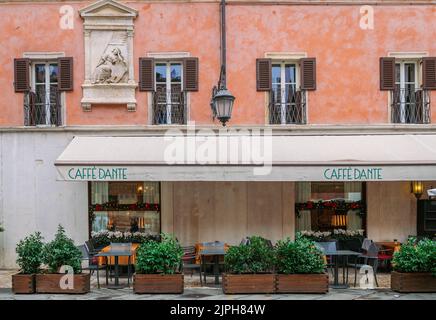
143,182,160,204
296,182,312,231
92,182,109,204
344,182,363,230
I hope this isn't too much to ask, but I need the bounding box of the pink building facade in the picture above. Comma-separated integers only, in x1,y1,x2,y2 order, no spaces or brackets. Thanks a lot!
0,0,435,267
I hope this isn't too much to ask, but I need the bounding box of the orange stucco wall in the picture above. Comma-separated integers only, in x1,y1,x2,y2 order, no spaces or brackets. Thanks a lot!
0,2,435,126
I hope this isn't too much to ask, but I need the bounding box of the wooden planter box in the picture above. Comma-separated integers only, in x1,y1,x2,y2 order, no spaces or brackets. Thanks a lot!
222,274,275,294
276,273,329,294
391,271,436,293
134,274,184,294
35,273,90,294
12,274,35,294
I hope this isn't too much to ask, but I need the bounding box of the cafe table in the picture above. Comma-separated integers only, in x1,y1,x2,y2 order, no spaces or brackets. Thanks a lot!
95,248,134,289
97,243,140,266
200,248,226,285
324,250,361,289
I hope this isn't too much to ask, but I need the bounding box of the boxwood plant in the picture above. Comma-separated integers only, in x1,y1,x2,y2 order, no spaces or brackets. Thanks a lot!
225,236,275,274
135,234,183,274
42,225,82,274
275,236,325,274
15,232,44,274
392,237,436,275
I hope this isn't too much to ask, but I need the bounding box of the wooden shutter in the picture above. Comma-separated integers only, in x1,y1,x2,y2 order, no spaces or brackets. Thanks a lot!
183,57,199,91
422,57,436,90
58,57,73,91
380,57,396,90
139,57,154,91
14,58,30,92
256,58,272,91
300,58,316,90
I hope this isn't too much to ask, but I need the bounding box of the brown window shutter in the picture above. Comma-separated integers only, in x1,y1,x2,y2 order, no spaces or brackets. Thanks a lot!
422,57,436,90
183,57,199,91
256,58,272,91
300,58,316,90
58,57,73,91
14,58,30,92
380,57,395,90
139,57,154,91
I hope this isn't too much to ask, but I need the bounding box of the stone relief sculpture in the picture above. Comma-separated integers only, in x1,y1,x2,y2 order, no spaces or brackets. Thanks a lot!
92,47,128,84
80,0,138,111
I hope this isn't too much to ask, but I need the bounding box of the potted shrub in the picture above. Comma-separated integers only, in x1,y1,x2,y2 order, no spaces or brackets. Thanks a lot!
275,237,328,293
12,232,44,294
36,225,90,294
223,236,275,294
134,233,184,294
391,238,436,293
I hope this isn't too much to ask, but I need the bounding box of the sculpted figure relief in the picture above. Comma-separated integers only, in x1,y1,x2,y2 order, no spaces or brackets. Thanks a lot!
92,47,128,84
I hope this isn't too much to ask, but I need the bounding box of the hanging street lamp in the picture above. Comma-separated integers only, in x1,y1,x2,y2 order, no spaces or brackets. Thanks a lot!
210,0,235,126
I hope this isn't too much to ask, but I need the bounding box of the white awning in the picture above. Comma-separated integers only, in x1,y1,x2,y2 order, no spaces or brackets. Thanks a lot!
55,134,436,181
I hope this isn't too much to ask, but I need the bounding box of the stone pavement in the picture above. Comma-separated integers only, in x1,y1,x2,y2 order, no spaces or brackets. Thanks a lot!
1,269,435,300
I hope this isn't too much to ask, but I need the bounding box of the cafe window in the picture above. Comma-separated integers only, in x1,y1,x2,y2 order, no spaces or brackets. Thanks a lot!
295,182,366,233
89,182,160,235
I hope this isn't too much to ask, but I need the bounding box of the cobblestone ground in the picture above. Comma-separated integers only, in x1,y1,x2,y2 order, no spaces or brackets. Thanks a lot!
1,269,435,300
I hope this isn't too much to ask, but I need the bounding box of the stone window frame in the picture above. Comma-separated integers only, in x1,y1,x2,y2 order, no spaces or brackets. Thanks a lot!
146,52,191,125
23,52,67,126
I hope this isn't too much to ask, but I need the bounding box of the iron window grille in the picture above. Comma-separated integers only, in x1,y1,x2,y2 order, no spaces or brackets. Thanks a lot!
391,88,430,124
269,86,306,125
24,87,62,126
152,86,186,125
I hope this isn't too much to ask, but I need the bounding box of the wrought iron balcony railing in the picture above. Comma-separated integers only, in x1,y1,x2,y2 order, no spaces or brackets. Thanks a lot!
24,87,62,126
391,88,430,124
269,87,306,125
152,87,186,125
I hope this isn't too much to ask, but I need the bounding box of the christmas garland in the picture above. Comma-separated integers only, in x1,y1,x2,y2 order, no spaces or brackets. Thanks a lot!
89,202,160,223
295,200,365,218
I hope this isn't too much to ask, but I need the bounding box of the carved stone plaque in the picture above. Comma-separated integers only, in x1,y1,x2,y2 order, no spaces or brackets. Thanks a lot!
79,0,138,111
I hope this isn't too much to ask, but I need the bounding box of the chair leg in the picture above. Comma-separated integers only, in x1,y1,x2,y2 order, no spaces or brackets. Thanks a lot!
127,257,131,287
373,260,379,287
97,267,100,289
354,262,358,287
105,265,109,285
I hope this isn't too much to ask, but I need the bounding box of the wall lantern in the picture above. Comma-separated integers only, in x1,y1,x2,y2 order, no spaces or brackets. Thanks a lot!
210,0,235,126
411,181,424,199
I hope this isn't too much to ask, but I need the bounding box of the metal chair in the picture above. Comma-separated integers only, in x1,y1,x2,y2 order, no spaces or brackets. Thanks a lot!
362,238,372,251
315,241,337,278
85,239,99,255
348,242,379,287
181,245,202,286
78,244,108,289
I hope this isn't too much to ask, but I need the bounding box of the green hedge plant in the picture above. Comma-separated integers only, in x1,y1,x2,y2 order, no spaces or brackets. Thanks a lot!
42,225,82,274
225,236,275,274
275,236,325,274
135,234,183,274
15,232,44,274
392,238,436,275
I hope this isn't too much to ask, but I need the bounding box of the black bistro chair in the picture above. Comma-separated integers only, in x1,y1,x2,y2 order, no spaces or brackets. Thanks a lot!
315,241,337,278
78,244,108,289
181,245,202,286
347,242,379,287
